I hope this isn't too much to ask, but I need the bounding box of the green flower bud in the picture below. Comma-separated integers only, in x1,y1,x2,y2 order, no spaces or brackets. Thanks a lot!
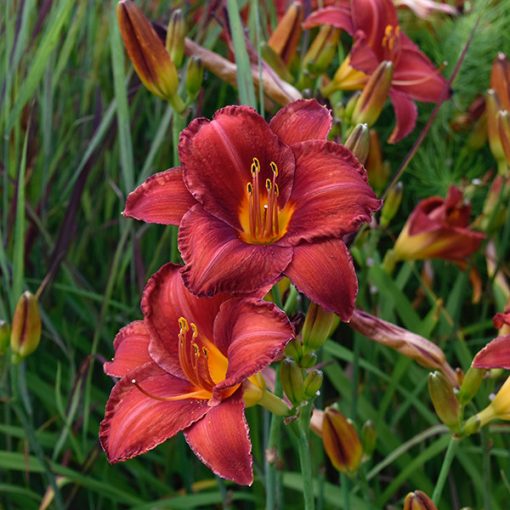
303,369,323,399
458,367,485,405
360,419,377,457
165,9,186,68
0,320,10,355
10,291,42,362
428,371,460,431
380,182,403,228
185,56,204,100
281,358,304,405
302,302,339,352
344,123,370,165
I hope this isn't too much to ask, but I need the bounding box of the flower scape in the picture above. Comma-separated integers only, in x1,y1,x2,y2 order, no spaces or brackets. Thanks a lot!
4,0,510,509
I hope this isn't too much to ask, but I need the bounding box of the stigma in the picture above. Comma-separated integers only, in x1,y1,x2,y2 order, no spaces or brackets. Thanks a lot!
244,158,282,244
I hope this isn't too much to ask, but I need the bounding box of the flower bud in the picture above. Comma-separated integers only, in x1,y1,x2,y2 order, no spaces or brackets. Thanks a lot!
117,0,179,102
352,61,393,127
498,110,510,167
303,25,340,75
344,124,369,165
403,490,438,510
486,89,506,164
10,291,42,361
300,352,317,369
281,358,305,405
366,129,390,191
302,302,339,352
322,407,363,475
360,420,377,457
303,369,323,399
381,182,403,228
458,367,485,405
166,9,186,69
284,338,302,360
185,56,204,100
428,371,461,430
490,52,510,111
0,320,10,356
267,2,303,66
261,43,293,82
331,55,368,92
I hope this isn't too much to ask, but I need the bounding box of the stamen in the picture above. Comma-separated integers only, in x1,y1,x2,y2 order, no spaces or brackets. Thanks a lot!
251,158,261,235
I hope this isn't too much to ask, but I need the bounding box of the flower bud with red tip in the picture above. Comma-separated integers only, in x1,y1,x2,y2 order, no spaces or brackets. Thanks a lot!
403,490,438,510
10,291,42,362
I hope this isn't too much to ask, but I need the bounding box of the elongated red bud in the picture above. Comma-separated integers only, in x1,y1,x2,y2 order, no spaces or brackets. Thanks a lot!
403,490,438,510
10,291,42,361
268,2,303,66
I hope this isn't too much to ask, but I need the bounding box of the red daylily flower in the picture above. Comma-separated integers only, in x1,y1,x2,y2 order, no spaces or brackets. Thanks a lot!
304,0,450,142
473,335,510,369
100,263,293,485
393,186,485,262
124,99,380,320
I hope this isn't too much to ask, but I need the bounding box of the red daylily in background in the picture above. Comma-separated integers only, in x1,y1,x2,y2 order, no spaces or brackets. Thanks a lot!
100,263,293,485
304,0,450,142
472,310,510,369
393,186,484,262
124,100,380,320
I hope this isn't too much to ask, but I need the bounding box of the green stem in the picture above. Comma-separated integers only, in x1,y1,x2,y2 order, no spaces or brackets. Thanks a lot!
341,474,350,510
266,373,283,510
431,436,459,505
296,409,315,510
258,390,290,416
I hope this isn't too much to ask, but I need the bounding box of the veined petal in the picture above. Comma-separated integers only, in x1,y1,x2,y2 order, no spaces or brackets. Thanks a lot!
388,89,418,144
394,38,449,103
303,5,354,34
349,33,379,75
285,239,358,321
179,205,293,296
269,99,333,145
104,321,151,378
213,298,294,391
179,106,295,229
123,168,195,225
473,335,510,369
142,263,228,378
100,364,210,463
284,141,381,244
184,390,253,485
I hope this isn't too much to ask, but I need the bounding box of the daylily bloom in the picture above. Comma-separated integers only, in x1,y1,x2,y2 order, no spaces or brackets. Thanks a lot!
304,0,449,142
392,186,485,264
100,263,293,485
124,100,380,319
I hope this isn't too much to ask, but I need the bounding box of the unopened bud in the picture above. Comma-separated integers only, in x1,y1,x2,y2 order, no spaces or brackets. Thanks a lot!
322,407,363,475
344,123,369,164
497,110,510,168
366,129,390,191
428,371,460,430
281,358,305,405
360,420,377,457
490,52,510,110
261,43,293,82
185,56,204,100
302,302,339,352
381,182,403,228
303,25,340,75
0,320,10,355
458,367,485,405
10,291,42,361
300,352,317,369
486,89,505,164
403,490,438,510
284,339,302,360
303,369,323,399
117,0,179,102
332,55,368,91
267,2,303,65
166,9,186,68
352,61,393,127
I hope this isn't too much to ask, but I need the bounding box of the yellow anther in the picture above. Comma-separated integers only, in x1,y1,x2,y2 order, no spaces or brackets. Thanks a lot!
270,161,278,177
192,342,200,357
190,322,199,339
247,182,253,194
266,179,272,191
178,317,189,332
202,346,208,357
251,157,261,175
274,183,280,196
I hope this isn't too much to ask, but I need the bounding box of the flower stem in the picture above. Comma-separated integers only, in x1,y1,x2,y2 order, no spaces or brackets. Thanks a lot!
266,374,283,510
296,406,315,510
258,390,290,416
431,436,459,505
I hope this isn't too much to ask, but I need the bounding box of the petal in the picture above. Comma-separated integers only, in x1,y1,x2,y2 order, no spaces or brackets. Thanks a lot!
269,99,333,145
179,205,293,296
473,335,510,369
302,5,354,34
388,89,418,144
283,141,381,244
179,106,295,229
393,37,450,103
104,321,152,378
123,168,195,225
285,239,358,321
349,33,380,75
212,298,294,391
100,364,210,463
351,0,398,51
142,262,229,379
184,390,253,485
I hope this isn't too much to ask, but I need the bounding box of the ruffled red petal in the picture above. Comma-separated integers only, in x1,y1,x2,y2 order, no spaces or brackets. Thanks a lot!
212,298,293,392
269,99,333,145
179,205,293,296
302,5,354,33
388,89,418,144
285,239,358,321
473,335,510,369
123,168,195,225
100,364,209,463
104,321,152,378
141,263,228,379
283,141,381,244
179,106,295,229
184,389,253,485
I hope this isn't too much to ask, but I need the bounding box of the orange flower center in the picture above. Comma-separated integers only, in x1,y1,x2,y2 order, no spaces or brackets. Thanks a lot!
239,157,293,244
382,24,400,60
